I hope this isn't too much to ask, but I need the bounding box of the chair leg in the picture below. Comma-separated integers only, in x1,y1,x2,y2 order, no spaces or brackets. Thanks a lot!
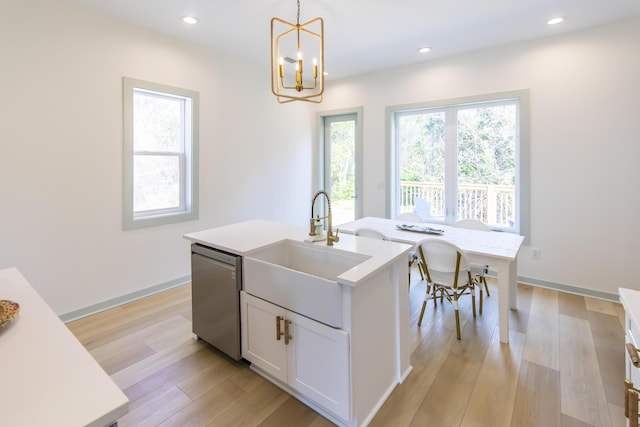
453,295,461,340
471,290,477,318
483,276,490,297
479,286,483,315
418,262,425,280
418,300,427,326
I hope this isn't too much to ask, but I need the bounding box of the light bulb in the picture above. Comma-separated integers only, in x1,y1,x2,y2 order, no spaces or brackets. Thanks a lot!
547,17,565,25
182,16,198,25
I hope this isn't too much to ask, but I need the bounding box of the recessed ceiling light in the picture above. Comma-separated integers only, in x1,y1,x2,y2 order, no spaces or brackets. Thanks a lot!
547,17,565,25
182,16,199,25
417,46,431,54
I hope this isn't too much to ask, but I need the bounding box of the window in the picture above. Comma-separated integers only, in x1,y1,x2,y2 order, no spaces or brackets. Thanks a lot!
317,108,363,226
123,78,199,229
388,91,529,237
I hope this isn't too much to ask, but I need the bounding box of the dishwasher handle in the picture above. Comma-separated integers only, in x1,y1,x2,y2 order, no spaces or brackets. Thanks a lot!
191,243,240,266
192,253,236,272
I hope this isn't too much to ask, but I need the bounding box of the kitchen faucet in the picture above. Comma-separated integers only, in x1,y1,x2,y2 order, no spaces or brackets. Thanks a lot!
309,190,339,246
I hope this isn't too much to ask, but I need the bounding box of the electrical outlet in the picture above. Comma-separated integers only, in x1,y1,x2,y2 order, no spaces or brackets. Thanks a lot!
531,247,540,260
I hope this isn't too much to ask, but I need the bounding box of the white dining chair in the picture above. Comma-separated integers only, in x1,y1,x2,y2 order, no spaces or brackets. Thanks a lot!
454,219,491,314
355,227,417,291
353,228,388,241
394,213,425,285
417,238,477,340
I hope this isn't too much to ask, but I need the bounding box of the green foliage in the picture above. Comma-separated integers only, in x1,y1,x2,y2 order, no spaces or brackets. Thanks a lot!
456,105,515,186
330,120,356,202
327,104,516,211
399,105,516,186
399,111,445,182
133,91,183,152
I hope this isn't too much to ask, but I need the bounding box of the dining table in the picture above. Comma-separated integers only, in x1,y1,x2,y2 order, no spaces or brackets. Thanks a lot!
337,216,525,344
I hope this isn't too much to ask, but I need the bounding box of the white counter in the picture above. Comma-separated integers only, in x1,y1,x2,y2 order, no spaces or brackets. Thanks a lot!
184,219,413,287
0,268,129,426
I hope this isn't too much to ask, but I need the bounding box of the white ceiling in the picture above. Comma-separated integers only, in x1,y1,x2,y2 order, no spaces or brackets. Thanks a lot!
66,0,640,80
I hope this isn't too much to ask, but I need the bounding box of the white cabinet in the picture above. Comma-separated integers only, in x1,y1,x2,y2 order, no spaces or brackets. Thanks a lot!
241,290,288,381
620,288,640,427
241,291,350,421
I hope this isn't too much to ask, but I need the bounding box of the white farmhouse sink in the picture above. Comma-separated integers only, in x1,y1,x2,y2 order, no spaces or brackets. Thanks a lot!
243,239,370,328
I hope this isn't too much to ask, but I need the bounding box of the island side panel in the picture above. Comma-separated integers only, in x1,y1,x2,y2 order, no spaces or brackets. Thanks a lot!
393,258,412,382
347,258,411,426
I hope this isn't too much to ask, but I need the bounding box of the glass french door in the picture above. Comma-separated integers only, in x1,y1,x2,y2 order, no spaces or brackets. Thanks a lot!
323,112,361,226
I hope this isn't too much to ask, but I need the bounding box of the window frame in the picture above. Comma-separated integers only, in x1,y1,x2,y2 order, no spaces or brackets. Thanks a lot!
386,90,530,242
123,77,199,230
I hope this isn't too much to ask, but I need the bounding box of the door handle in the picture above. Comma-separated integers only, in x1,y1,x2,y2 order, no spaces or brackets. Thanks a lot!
284,319,292,345
276,316,284,341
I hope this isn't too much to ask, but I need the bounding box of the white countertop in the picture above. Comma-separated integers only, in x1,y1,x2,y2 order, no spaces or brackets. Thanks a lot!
184,219,413,287
0,268,129,426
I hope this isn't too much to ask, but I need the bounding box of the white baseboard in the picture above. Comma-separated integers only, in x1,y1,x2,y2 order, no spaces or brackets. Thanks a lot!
59,275,191,323
517,275,619,303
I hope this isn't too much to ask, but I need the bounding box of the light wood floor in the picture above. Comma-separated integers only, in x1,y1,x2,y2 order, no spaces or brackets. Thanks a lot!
66,273,626,427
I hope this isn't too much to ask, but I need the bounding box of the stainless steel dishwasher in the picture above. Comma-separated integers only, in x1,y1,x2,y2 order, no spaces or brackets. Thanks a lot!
191,243,242,360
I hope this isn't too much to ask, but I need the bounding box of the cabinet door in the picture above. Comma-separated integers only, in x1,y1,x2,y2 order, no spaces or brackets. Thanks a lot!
287,310,351,421
241,292,287,382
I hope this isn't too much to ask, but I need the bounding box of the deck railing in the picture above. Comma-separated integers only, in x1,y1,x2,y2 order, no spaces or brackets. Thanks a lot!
400,181,515,226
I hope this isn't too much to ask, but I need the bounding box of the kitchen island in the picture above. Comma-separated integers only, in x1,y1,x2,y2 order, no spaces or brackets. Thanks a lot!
0,268,129,426
184,219,413,427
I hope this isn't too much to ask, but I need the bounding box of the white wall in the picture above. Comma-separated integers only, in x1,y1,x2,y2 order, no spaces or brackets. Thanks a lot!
2,1,636,317
0,0,315,315
319,19,640,297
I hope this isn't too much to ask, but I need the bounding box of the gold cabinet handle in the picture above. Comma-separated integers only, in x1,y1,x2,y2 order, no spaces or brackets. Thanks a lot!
626,379,640,426
631,388,639,427
627,380,633,419
628,343,640,367
284,319,292,345
276,316,284,341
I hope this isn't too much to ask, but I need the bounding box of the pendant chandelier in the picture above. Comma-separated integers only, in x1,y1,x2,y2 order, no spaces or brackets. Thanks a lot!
271,0,324,103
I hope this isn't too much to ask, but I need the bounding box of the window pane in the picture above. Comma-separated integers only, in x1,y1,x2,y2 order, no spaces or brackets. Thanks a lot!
133,155,180,212
457,104,516,227
133,91,184,152
329,119,356,225
398,111,445,220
